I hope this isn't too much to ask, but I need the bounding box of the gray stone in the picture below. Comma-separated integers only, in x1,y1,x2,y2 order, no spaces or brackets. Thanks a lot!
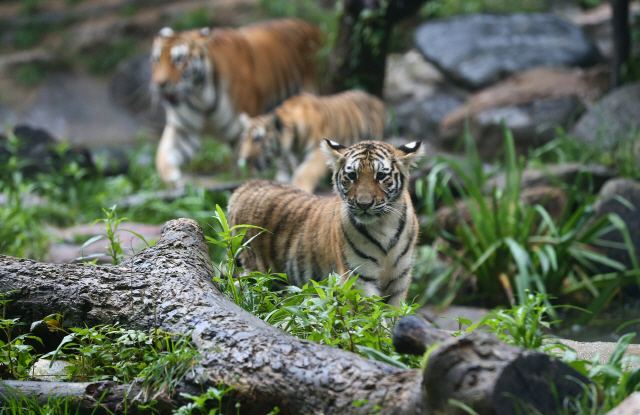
18,72,146,146
383,49,445,105
572,82,640,147
393,87,466,144
439,67,610,159
592,178,640,272
414,13,602,89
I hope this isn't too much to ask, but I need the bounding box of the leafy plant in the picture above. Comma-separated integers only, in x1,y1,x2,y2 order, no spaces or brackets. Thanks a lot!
45,321,199,386
0,291,42,379
415,126,637,322
176,384,240,415
79,205,150,265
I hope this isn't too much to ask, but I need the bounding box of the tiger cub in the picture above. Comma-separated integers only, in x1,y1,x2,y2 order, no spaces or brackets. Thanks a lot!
238,90,386,193
228,139,423,307
150,18,323,186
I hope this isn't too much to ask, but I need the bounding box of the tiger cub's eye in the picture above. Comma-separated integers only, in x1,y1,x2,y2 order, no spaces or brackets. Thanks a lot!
347,171,357,181
376,172,389,182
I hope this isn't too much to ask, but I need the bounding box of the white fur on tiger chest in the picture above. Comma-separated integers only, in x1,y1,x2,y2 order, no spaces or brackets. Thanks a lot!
341,203,415,296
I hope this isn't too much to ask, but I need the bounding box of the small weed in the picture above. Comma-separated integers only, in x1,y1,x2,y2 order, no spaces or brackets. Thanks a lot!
79,205,150,265
0,291,42,380
171,8,212,31
176,384,239,415
84,40,137,74
15,64,45,87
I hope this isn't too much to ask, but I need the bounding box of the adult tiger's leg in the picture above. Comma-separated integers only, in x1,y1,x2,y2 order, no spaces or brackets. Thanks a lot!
290,148,330,193
156,123,200,187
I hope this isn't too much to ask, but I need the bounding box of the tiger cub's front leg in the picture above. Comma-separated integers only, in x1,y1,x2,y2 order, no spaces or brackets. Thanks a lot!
155,123,202,187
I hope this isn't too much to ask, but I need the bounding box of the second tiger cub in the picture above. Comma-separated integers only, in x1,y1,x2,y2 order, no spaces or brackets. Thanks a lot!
238,90,386,193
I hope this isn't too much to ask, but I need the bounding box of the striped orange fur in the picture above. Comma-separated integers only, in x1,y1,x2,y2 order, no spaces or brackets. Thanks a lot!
228,139,423,307
150,19,323,185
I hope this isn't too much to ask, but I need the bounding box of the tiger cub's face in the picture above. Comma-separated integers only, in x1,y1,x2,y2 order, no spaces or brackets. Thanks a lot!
150,27,210,106
322,140,423,224
238,113,284,172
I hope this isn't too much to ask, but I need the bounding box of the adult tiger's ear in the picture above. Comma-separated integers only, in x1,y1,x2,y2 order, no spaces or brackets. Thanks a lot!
238,113,250,129
158,27,174,37
394,141,424,168
321,139,347,167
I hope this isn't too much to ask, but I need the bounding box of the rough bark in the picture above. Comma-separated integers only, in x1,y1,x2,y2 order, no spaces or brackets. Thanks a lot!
0,219,423,415
326,0,428,96
393,314,593,415
611,0,631,87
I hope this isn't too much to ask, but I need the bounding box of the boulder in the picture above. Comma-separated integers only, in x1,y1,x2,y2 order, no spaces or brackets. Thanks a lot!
439,66,611,159
572,82,640,147
414,13,603,89
383,49,445,105
393,86,466,144
592,178,640,272
17,72,145,146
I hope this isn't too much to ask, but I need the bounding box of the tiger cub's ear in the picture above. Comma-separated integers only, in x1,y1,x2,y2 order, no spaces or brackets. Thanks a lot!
395,141,424,168
321,139,347,166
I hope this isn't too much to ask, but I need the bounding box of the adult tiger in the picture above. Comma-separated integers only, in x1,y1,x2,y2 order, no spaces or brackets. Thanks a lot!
228,139,423,307
150,19,323,185
238,90,386,193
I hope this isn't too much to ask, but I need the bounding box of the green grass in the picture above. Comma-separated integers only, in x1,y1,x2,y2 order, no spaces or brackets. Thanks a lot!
420,0,547,18
413,125,638,323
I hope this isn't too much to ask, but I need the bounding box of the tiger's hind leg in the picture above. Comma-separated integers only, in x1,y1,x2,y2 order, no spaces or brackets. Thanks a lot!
290,148,330,193
156,124,201,187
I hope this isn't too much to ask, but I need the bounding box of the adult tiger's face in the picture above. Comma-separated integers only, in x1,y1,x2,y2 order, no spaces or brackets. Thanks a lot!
238,113,283,172
150,27,210,106
322,140,423,224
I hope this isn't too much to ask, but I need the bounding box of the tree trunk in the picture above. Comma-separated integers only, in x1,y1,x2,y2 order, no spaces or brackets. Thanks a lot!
611,0,630,87
0,219,423,415
0,219,591,415
393,314,593,415
326,0,428,96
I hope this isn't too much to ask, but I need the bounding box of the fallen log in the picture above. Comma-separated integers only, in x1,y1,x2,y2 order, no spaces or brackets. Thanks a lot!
0,219,423,415
0,219,592,415
393,314,593,415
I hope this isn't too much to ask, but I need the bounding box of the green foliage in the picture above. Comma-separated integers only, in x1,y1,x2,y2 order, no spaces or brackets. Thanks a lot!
14,64,45,87
176,385,240,415
45,321,199,386
420,0,546,18
415,126,636,322
84,39,137,74
206,207,422,368
562,333,640,414
472,291,564,352
0,388,90,415
80,205,150,265
0,291,42,379
259,0,337,31
171,8,212,31
530,128,640,181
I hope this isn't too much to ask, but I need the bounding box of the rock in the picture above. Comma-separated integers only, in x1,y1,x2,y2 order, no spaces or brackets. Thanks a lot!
418,305,491,331
414,13,603,89
0,104,18,129
17,72,146,146
0,125,95,178
47,222,162,264
439,66,611,159
109,54,165,131
485,163,619,195
30,359,71,381
592,178,640,272
383,49,445,105
393,86,467,144
572,82,640,148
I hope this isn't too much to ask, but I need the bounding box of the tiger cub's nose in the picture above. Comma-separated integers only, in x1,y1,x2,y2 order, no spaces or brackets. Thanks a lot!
356,200,374,210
